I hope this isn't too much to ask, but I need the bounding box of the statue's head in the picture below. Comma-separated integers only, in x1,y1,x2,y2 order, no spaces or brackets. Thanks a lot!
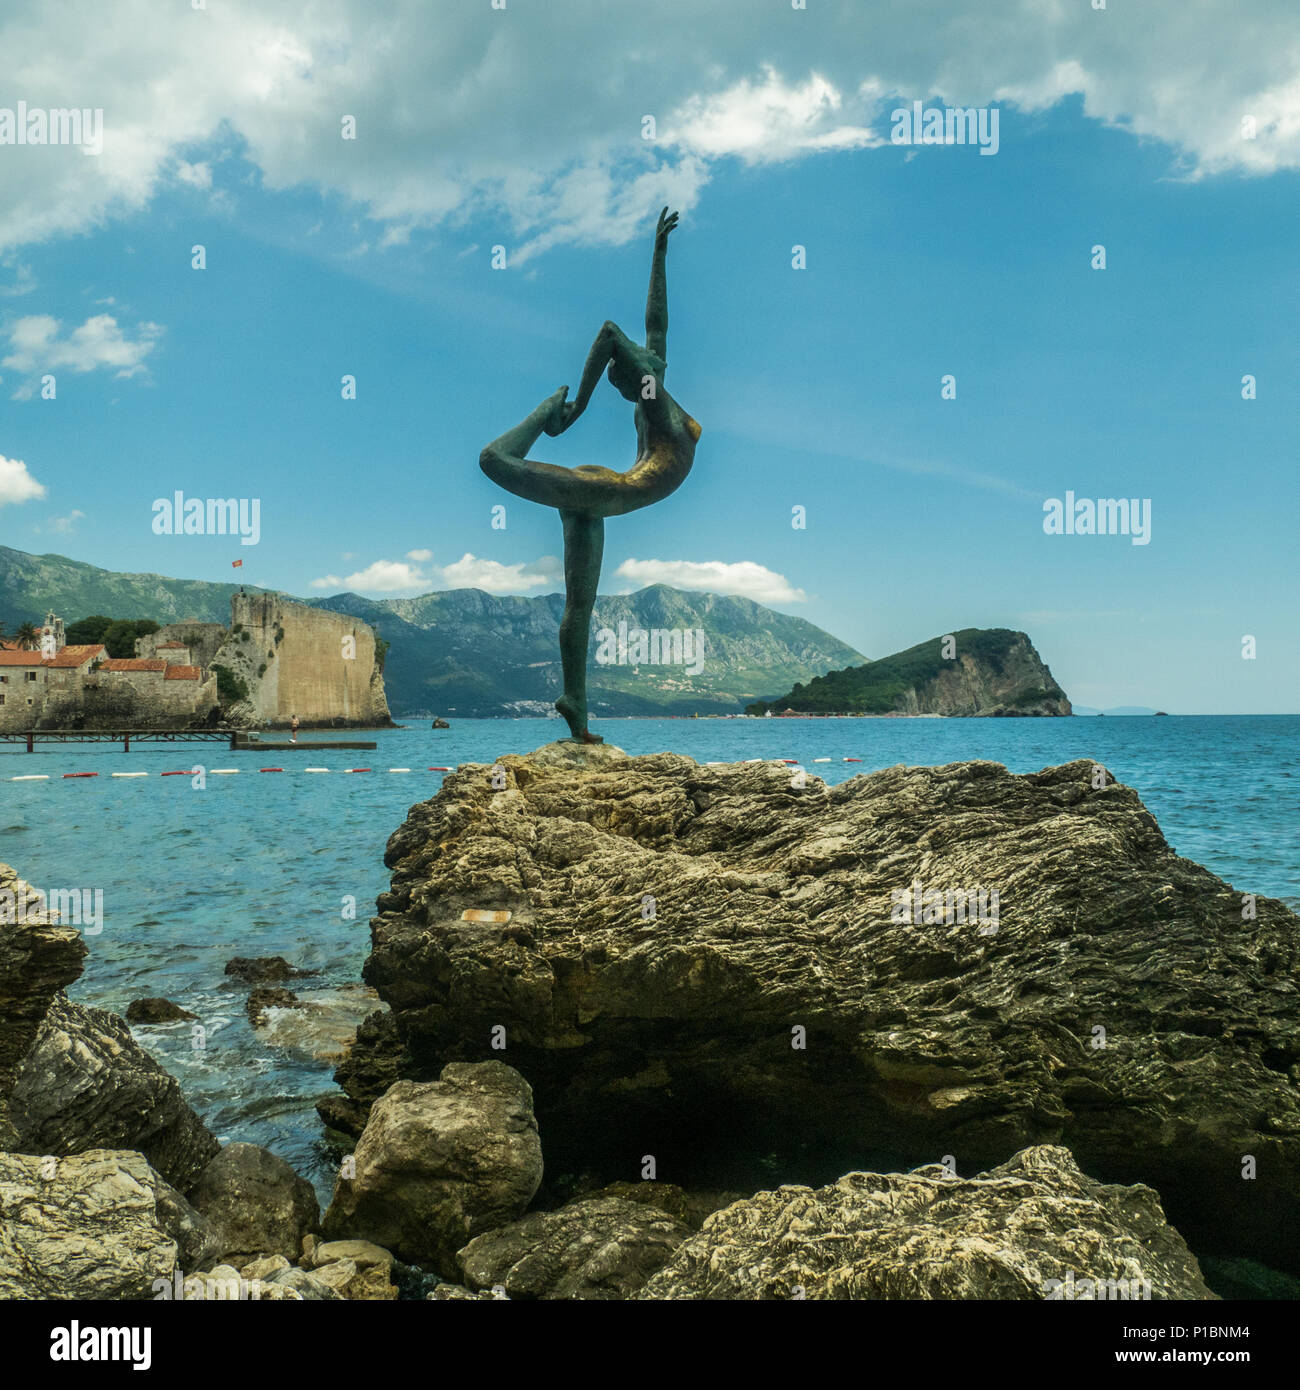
608,345,665,403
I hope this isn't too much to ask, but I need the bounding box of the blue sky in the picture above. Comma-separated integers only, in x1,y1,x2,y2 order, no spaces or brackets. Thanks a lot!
1,1,1296,712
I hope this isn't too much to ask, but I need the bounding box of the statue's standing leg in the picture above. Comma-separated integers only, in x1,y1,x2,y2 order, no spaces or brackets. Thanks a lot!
555,508,604,743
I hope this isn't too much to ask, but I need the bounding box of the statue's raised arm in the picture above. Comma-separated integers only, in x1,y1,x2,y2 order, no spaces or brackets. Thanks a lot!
644,206,677,363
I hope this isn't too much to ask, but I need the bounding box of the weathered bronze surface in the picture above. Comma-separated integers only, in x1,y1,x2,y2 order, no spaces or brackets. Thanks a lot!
480,208,701,742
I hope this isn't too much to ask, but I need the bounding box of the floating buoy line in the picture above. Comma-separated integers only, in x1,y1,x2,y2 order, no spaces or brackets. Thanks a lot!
8,756,872,783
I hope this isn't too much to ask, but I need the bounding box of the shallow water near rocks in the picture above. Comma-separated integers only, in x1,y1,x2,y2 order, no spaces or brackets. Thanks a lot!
2,715,1296,1226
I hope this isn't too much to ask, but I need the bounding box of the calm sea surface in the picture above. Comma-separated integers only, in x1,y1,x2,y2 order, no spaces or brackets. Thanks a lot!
2,715,1296,1201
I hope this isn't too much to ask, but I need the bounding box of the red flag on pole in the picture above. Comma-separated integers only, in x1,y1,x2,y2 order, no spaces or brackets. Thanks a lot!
232,559,243,568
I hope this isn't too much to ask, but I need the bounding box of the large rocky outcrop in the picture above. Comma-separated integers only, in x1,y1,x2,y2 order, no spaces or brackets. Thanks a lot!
331,745,1300,1271
0,862,218,1191
0,1149,215,1300
322,1061,543,1275
638,1145,1213,1300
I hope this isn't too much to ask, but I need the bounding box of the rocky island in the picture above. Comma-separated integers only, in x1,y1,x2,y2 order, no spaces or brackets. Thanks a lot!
749,627,1071,716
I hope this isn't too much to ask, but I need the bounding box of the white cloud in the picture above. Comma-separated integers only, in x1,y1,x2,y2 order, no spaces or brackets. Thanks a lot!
0,454,46,506
667,68,882,163
437,553,563,595
1,1,1294,257
2,314,161,397
309,558,429,593
615,558,806,604
405,548,433,562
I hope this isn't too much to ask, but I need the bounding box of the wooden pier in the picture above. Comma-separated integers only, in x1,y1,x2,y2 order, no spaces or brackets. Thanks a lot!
1,728,239,753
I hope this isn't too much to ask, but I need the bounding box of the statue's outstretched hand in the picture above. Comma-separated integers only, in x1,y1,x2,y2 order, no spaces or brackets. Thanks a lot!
541,385,583,436
655,207,679,247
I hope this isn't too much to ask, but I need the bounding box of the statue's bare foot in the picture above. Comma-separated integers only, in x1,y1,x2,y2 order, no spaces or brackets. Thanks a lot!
556,694,602,743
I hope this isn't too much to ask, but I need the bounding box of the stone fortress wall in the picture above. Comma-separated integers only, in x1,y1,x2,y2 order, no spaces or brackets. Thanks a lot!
213,594,392,728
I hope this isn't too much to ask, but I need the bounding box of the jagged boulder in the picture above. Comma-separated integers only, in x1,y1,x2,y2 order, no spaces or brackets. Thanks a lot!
458,1195,691,1299
322,1061,542,1276
335,746,1300,1270
638,1145,1214,1300
0,861,218,1191
7,994,219,1193
0,863,87,1141
190,1142,319,1263
0,1149,216,1299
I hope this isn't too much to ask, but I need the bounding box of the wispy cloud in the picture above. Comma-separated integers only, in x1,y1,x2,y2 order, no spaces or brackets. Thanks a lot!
2,313,162,398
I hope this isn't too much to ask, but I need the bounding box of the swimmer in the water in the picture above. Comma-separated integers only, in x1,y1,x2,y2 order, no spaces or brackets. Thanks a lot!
480,207,701,744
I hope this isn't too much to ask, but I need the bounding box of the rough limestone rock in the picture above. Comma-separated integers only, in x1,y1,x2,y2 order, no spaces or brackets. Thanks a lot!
191,1141,320,1262
1,861,218,1191
0,1149,213,1299
307,1239,398,1300
638,1146,1214,1300
224,955,316,984
322,1061,542,1275
458,1195,691,1299
246,986,299,1027
265,1266,345,1300
0,863,87,1142
589,1181,745,1230
318,1007,411,1136
126,997,196,1024
8,994,219,1193
337,747,1300,1270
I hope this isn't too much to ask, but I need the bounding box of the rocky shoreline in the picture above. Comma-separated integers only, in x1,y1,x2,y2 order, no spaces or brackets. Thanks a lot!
3,740,1297,1299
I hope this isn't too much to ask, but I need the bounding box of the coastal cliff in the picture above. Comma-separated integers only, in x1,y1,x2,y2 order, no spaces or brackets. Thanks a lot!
750,628,1071,716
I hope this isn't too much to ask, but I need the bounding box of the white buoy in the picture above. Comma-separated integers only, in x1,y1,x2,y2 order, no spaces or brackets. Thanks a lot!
388,767,412,773
11,774,49,781
111,772,148,778
304,767,330,773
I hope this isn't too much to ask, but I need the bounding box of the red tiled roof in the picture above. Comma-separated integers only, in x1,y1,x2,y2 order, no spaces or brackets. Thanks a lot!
99,658,167,673
163,665,201,680
156,642,187,649
45,644,106,668
0,644,104,668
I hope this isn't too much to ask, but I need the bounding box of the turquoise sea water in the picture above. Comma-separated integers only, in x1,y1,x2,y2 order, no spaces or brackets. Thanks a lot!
2,714,1296,1202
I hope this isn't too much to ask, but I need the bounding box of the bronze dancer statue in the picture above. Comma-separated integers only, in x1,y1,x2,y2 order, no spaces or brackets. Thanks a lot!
480,207,702,743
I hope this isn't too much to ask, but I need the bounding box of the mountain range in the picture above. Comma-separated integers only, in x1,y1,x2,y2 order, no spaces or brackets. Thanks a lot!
0,546,865,717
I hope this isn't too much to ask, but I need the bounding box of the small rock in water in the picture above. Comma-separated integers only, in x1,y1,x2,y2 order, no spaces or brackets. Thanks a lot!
224,955,318,984
126,997,196,1024
246,986,299,1028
